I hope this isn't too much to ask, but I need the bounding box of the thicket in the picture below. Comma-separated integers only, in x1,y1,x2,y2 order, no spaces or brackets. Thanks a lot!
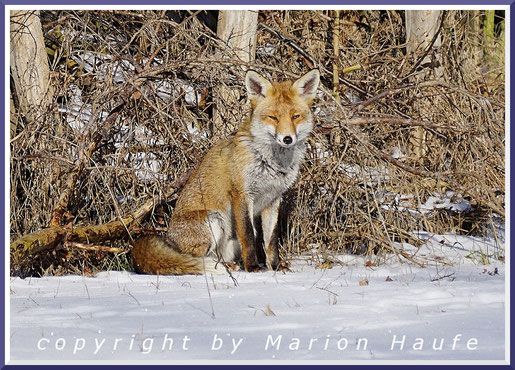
10,10,505,276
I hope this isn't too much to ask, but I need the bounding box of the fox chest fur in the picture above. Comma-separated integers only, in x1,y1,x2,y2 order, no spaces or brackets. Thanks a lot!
242,137,306,215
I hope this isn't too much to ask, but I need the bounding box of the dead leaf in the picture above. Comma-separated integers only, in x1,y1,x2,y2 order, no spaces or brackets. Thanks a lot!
315,261,334,269
132,90,142,100
265,304,276,316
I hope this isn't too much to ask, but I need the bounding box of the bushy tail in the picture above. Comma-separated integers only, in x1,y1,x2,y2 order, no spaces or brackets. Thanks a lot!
131,236,225,275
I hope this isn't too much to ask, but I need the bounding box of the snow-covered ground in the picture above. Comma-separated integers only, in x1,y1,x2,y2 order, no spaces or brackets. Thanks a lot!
8,232,507,365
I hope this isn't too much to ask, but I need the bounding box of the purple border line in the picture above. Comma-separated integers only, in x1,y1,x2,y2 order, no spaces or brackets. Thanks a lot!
510,0,514,366
1,2,512,369
1,1,5,368
0,1,514,6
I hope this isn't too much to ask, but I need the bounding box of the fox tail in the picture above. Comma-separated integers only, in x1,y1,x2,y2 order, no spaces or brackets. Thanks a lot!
131,236,225,275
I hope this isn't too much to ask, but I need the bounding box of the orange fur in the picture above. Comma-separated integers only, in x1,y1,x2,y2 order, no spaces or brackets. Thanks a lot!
132,69,320,275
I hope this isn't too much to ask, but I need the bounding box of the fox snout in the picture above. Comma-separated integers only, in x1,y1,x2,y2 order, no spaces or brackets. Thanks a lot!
275,132,297,148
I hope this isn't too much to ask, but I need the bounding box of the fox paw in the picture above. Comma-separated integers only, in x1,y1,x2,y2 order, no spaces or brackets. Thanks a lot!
222,262,240,271
270,261,291,272
244,264,267,273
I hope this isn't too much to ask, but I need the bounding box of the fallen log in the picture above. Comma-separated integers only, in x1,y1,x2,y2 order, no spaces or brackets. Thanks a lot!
10,170,191,270
63,241,126,254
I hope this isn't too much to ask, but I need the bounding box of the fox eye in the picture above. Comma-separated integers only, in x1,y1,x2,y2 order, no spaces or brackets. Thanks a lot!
267,115,278,121
292,114,301,120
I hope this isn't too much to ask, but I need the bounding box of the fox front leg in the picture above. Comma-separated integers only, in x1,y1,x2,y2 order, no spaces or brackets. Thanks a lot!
232,194,260,272
261,198,281,270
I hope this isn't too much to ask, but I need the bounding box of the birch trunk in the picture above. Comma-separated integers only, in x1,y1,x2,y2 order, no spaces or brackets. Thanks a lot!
217,10,258,63
213,10,258,135
405,10,442,161
10,10,53,126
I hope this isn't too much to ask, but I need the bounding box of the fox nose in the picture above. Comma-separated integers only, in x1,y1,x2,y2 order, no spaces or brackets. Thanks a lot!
283,136,293,145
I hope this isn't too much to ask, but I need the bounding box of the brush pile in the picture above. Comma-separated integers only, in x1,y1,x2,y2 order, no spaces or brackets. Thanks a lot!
10,10,505,276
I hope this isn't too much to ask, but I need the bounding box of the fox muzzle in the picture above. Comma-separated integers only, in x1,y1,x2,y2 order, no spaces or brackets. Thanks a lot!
276,133,297,147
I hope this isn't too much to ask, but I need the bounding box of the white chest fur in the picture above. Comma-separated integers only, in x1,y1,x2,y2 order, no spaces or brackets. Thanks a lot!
243,139,306,215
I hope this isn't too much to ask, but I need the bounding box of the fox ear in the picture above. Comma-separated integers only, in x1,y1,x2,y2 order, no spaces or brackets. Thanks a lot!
245,70,273,103
292,69,320,104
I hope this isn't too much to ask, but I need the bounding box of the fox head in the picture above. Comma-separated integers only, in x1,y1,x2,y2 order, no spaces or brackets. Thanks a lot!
245,69,320,148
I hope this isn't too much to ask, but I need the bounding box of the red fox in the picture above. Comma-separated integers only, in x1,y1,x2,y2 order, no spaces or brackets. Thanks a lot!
132,69,320,274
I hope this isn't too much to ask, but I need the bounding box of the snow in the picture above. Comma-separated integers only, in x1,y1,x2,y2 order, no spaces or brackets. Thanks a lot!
257,43,277,56
9,48,508,364
127,152,167,183
71,52,135,83
419,191,472,214
70,51,202,106
58,54,210,183
8,231,506,364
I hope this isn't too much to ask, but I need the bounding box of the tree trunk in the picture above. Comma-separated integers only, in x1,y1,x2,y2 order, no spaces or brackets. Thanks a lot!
10,10,53,125
405,10,442,162
212,10,258,136
217,10,258,63
483,10,504,73
10,89,18,138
